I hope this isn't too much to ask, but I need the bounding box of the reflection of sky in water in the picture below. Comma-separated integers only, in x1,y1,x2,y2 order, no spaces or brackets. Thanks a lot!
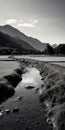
21,68,41,87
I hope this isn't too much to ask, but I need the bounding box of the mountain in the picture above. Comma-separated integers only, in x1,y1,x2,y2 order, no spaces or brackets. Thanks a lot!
52,43,58,48
0,31,37,55
0,25,47,51
29,37,47,51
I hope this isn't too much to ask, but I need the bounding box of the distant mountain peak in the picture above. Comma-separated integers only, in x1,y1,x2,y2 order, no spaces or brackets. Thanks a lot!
52,43,58,48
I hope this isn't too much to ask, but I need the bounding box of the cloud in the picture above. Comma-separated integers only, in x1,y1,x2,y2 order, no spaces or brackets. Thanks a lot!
6,19,17,24
32,20,38,24
17,20,38,28
19,19,23,23
17,23,35,28
5,19,38,28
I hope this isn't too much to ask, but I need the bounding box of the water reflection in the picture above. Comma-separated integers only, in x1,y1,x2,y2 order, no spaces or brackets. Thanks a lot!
17,67,43,90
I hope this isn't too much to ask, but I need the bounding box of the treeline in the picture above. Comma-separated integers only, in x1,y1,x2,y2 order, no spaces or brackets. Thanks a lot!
42,43,65,55
0,31,65,55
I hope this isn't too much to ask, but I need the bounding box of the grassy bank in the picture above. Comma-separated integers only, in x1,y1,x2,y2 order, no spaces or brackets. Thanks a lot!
20,59,65,130
0,57,65,130
0,59,25,104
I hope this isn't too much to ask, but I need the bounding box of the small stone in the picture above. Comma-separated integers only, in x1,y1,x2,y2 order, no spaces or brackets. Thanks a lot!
47,117,51,124
5,109,10,114
17,96,23,101
16,119,20,122
41,77,44,80
12,107,19,113
0,112,3,116
35,88,39,93
0,105,3,108
25,86,35,89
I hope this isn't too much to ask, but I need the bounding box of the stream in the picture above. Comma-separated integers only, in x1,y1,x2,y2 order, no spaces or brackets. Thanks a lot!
1,67,52,130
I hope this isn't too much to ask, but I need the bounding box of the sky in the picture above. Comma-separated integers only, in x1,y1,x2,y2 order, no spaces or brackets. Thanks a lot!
0,0,65,44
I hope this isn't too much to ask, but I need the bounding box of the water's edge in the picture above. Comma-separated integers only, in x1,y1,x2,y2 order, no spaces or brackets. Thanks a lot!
19,59,65,130
0,58,65,130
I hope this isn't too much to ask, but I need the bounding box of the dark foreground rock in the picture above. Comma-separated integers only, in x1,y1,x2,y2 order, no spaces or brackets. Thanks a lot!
0,78,15,103
0,64,25,104
15,68,23,76
4,72,22,88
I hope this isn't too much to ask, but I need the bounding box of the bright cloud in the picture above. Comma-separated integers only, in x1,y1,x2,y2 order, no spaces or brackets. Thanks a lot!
6,19,17,24
32,20,38,24
5,19,38,28
17,20,38,28
17,23,35,28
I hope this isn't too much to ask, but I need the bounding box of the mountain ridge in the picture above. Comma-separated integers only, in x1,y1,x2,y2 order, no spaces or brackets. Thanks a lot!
0,25,47,51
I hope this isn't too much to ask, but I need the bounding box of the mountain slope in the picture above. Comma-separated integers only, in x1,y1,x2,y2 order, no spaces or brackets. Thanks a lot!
0,25,47,51
29,37,47,51
0,31,37,54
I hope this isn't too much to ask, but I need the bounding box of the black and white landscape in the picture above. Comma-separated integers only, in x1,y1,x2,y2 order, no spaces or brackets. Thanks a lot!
0,0,65,130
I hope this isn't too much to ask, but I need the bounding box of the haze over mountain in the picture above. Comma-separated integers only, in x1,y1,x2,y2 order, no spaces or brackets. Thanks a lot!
52,43,58,48
0,25,47,51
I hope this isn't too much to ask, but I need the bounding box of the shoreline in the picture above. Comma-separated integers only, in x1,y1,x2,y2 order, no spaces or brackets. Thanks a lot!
19,59,65,130
0,58,65,130
0,59,25,104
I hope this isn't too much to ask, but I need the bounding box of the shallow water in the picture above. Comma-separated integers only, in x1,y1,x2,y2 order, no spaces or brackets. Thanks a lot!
16,67,43,90
1,67,52,130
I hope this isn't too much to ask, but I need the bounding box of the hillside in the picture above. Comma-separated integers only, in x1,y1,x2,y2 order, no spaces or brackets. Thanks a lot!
0,25,47,51
0,31,37,55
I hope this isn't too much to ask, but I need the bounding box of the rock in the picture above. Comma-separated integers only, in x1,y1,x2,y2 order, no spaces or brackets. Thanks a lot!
4,72,22,88
5,109,11,114
0,105,3,108
0,112,3,116
12,107,19,113
25,86,35,89
17,96,23,101
0,78,15,103
15,68,23,76
41,77,44,80
16,119,20,123
35,88,39,93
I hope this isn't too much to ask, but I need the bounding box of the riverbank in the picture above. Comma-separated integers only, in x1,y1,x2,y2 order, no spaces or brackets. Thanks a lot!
0,57,65,130
0,59,25,103
19,59,65,130
0,58,52,130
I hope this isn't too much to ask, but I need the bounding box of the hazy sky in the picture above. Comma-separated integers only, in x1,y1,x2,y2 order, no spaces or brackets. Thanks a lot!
0,0,65,44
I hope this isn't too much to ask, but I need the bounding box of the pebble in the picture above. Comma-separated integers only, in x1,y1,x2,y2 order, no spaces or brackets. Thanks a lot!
12,107,19,113
0,105,3,108
41,77,44,80
17,96,23,101
25,86,35,89
16,119,20,123
35,88,39,93
5,109,11,114
0,112,3,116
